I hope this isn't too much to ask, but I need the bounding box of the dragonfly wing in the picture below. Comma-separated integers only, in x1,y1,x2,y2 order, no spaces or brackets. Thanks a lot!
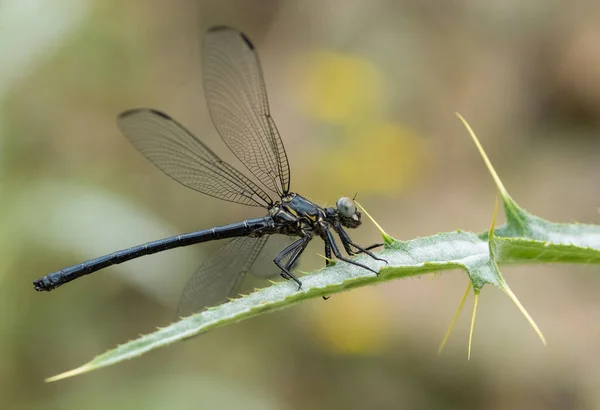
177,236,269,316
118,108,274,208
202,26,291,197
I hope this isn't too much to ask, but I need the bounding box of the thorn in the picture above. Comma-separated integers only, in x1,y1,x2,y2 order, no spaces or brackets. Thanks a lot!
456,113,525,230
439,281,472,354
489,197,499,237
468,291,479,361
316,253,335,264
355,201,394,245
488,197,499,259
486,195,545,346
500,282,547,346
456,113,508,199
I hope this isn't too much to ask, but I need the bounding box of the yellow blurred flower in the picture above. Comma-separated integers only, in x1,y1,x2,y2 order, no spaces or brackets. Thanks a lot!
290,49,429,196
327,122,427,194
294,51,383,124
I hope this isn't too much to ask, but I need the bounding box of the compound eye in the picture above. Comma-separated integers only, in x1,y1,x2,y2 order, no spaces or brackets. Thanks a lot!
336,197,356,218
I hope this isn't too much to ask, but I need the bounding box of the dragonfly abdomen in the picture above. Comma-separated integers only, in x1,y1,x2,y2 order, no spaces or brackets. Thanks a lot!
33,216,275,292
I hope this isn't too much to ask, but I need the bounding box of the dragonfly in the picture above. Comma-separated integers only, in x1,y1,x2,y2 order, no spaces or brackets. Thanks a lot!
33,26,385,314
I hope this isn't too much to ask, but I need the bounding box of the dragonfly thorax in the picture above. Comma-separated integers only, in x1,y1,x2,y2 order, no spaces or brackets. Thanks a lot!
269,193,324,235
269,193,362,237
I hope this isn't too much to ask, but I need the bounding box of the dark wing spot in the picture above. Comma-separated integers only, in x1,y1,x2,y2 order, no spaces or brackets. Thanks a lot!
239,32,255,50
148,109,172,120
207,25,232,33
118,108,139,119
206,26,254,50
117,108,172,121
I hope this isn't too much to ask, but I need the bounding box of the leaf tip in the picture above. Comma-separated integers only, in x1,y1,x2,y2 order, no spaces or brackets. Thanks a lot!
45,364,93,383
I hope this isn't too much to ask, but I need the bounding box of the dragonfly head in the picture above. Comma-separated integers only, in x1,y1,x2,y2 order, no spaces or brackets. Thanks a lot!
335,196,362,229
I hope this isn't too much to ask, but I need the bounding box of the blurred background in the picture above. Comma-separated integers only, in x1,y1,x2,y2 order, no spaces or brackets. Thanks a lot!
2,0,600,408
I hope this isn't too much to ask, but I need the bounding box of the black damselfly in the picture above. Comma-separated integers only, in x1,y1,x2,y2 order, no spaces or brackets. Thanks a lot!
33,26,385,314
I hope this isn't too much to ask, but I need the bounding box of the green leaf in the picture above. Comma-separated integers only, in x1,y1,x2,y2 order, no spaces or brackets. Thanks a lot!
45,115,600,382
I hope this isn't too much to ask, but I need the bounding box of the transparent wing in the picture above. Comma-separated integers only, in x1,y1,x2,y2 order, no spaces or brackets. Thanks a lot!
248,235,300,278
177,235,298,317
117,108,273,208
202,26,291,197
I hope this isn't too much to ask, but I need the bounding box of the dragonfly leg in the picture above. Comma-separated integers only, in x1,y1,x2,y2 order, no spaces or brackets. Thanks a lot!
365,243,384,251
273,235,310,289
333,223,387,264
322,241,333,300
324,240,332,267
324,228,379,275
